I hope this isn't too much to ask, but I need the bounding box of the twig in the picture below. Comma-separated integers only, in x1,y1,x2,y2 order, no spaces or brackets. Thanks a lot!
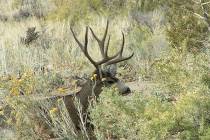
75,99,90,140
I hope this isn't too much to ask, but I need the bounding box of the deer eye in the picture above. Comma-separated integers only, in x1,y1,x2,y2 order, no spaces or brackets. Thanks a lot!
107,80,115,84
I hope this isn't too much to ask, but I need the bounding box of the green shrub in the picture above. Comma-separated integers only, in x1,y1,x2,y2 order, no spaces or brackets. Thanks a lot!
90,85,210,139
2,95,78,139
202,73,210,89
165,0,209,54
90,88,148,139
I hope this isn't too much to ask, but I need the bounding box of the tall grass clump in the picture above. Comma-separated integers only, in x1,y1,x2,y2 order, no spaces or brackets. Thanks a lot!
129,9,167,80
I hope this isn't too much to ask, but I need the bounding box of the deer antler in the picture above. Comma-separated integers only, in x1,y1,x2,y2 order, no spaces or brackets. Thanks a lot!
70,21,134,71
70,26,98,69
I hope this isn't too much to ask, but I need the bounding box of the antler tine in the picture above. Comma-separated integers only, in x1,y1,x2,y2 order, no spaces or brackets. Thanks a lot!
89,20,109,58
70,26,98,69
84,27,88,51
104,35,111,57
105,52,134,66
102,20,109,42
103,32,125,61
104,32,134,66
119,32,125,57
70,27,84,50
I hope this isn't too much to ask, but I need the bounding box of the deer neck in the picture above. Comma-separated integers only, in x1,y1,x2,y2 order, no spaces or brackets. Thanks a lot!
76,79,103,110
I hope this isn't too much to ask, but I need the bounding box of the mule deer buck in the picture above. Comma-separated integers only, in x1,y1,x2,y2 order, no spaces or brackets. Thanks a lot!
34,21,134,139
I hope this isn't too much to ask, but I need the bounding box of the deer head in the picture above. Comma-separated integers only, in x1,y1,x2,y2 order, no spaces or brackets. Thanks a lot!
70,21,134,95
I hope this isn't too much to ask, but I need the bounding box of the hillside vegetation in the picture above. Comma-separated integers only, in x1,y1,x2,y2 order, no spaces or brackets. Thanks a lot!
0,0,210,140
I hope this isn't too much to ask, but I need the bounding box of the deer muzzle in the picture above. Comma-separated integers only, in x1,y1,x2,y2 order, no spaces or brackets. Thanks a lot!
116,80,131,95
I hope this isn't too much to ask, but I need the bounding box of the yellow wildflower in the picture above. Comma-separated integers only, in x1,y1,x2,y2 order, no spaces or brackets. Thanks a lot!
102,78,106,81
50,107,58,114
0,110,4,115
91,74,97,81
10,88,19,96
90,77,94,81
18,79,23,83
114,87,118,91
93,74,97,79
57,87,67,93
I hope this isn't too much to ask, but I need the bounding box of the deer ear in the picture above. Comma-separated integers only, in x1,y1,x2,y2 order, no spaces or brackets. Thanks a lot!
105,64,117,76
